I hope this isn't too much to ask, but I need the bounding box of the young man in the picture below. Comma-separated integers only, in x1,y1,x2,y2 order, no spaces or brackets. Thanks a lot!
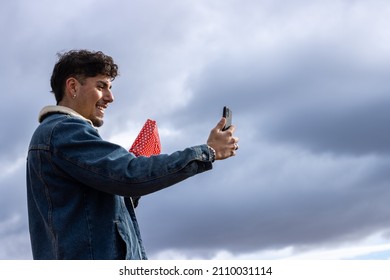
26,49,239,260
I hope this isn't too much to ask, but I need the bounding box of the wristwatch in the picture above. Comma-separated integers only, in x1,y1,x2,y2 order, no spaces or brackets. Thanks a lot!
208,145,216,162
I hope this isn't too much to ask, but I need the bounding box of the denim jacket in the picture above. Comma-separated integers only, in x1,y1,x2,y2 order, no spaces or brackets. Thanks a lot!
26,106,213,259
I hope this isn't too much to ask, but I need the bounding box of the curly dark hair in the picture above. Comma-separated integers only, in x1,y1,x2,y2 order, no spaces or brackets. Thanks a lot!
50,49,119,103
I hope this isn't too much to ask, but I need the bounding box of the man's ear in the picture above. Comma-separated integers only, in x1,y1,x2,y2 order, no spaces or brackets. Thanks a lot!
64,77,79,98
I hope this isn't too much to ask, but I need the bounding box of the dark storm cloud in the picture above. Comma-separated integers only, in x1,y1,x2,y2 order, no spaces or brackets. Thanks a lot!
173,41,390,156
266,97,390,156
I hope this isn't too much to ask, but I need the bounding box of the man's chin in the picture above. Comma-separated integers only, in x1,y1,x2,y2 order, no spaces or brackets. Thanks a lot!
91,117,104,127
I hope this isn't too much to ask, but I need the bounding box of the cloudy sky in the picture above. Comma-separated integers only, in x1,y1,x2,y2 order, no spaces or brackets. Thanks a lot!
2,0,390,260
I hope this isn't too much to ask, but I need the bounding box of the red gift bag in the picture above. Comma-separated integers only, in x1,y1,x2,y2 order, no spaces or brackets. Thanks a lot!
129,119,161,157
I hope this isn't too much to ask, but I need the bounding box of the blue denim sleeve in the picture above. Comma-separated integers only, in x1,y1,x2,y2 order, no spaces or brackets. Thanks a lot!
50,117,213,196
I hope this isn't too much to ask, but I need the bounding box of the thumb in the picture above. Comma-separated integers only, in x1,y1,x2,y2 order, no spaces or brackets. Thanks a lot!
215,117,226,131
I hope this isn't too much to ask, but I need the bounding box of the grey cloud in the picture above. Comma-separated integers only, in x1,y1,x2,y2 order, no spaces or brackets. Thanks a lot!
170,41,390,156
266,98,390,156
138,155,390,258
0,164,31,259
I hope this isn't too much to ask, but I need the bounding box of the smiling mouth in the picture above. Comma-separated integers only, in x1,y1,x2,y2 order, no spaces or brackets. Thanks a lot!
96,104,107,115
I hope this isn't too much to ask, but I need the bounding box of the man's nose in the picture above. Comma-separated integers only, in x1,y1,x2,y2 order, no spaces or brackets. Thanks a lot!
105,89,114,103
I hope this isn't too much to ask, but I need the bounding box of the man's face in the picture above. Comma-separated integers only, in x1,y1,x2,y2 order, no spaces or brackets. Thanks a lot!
73,75,114,127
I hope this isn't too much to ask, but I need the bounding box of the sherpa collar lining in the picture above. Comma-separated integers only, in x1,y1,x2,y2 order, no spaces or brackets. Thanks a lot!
38,105,93,126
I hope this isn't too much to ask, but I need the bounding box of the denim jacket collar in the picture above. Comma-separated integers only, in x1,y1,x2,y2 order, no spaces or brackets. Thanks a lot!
39,105,94,126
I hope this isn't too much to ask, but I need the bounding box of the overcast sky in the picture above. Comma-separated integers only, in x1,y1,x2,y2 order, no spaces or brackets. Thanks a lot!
2,0,390,260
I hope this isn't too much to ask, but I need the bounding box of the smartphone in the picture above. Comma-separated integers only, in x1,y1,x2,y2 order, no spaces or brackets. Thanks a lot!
222,106,232,131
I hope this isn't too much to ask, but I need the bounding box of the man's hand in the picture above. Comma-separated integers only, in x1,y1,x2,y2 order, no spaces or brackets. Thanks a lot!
207,117,239,160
